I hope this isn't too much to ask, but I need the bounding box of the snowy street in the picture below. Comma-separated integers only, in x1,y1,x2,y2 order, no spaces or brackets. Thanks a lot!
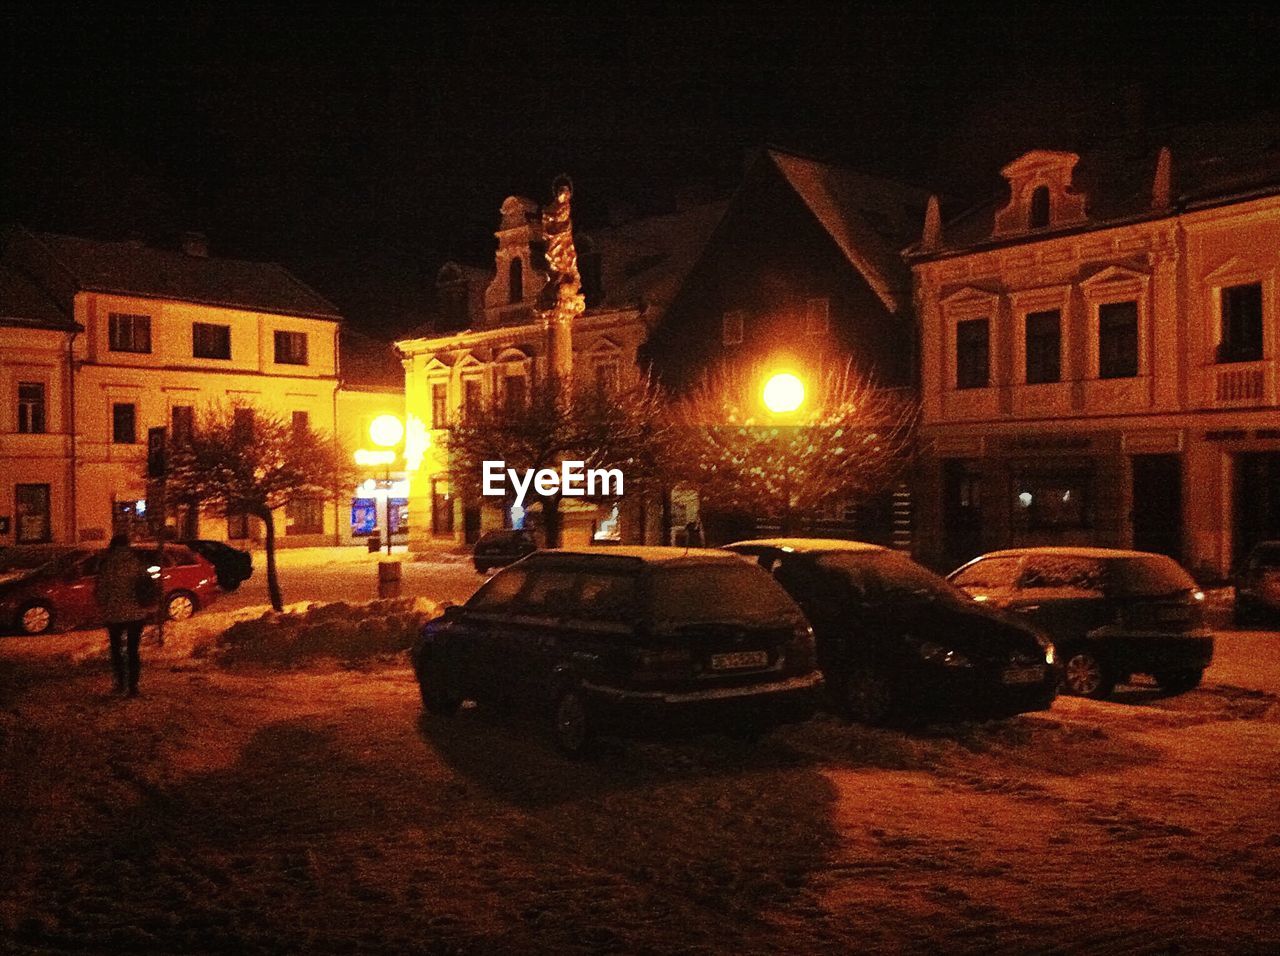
1,556,1278,952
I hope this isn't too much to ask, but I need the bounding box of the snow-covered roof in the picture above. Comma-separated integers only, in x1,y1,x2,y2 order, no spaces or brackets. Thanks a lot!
725,538,887,554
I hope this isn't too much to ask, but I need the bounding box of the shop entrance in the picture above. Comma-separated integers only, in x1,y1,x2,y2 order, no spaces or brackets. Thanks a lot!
942,459,984,567
1131,454,1183,561
1235,452,1280,564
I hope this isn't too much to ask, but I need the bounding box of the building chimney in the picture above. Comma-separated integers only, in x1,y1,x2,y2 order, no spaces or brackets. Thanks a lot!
1151,147,1173,211
920,195,942,252
181,231,209,257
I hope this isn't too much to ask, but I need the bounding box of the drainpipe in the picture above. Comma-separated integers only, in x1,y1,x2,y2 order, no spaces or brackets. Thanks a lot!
333,325,342,546
67,329,79,543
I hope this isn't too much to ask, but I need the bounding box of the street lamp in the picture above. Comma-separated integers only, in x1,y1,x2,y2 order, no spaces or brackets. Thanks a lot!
367,414,403,556
763,372,805,414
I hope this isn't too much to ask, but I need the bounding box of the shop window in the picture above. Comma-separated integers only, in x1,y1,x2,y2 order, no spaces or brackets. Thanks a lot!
171,405,194,444
1218,282,1263,364
112,498,150,539
956,318,990,389
1025,310,1061,384
233,407,254,441
291,410,310,436
1098,301,1139,379
15,483,51,543
274,330,308,366
193,322,231,360
18,382,46,434
1013,473,1092,530
431,383,449,428
108,312,151,353
112,403,137,444
286,496,324,535
351,498,377,536
389,497,409,534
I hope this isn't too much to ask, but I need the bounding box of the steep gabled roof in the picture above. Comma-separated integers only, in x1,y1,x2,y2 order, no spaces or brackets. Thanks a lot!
0,263,78,331
765,149,931,313
10,230,342,321
340,328,405,391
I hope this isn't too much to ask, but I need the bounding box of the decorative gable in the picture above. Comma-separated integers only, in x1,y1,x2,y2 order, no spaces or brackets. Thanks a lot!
992,150,1088,238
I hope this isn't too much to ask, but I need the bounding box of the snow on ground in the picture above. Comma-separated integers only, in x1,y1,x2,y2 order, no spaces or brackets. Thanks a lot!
2,614,1279,952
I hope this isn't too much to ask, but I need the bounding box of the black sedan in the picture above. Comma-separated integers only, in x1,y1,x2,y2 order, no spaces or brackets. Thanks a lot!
724,539,1058,725
178,540,253,591
412,547,823,756
471,529,537,574
949,547,1212,698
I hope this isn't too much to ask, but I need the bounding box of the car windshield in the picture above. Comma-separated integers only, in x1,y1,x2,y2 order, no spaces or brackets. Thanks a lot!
650,563,801,625
0,547,80,575
819,551,973,608
1108,556,1197,598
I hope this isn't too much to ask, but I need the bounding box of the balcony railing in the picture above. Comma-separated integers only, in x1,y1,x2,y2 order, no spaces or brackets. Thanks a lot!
1215,363,1266,403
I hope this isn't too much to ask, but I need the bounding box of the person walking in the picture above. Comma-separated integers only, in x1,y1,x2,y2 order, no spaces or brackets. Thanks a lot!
94,534,160,697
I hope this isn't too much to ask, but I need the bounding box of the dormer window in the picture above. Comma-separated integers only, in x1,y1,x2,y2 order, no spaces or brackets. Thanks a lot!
508,258,523,304
1029,186,1051,229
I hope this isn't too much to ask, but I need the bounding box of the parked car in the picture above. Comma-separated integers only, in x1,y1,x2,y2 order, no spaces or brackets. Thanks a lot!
949,547,1212,699
179,539,253,591
0,543,221,635
1234,540,1280,625
724,539,1058,725
471,529,537,574
412,546,823,756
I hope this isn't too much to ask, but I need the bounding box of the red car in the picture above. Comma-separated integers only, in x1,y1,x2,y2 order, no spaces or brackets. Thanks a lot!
0,544,221,635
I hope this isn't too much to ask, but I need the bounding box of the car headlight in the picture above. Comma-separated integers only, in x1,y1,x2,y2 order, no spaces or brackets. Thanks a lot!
1032,632,1056,665
915,639,971,668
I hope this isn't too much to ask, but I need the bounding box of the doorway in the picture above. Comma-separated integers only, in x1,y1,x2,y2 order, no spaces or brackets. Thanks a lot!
1131,454,1183,561
1235,452,1280,565
942,460,983,567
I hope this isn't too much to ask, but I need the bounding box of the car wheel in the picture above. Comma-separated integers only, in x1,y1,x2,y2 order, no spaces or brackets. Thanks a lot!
1060,647,1115,699
552,687,597,758
164,591,198,622
1153,669,1204,695
18,602,54,635
416,662,462,716
839,665,897,726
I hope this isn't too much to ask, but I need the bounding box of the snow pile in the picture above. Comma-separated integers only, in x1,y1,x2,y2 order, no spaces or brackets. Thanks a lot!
200,597,439,668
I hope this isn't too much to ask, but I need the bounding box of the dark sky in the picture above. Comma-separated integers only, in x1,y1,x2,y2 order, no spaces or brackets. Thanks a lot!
3,3,1277,334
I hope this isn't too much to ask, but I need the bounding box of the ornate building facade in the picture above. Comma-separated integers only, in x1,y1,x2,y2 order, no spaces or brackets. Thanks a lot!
908,125,1280,578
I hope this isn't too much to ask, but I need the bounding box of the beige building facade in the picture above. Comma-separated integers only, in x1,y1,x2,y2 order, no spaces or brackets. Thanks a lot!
909,139,1280,578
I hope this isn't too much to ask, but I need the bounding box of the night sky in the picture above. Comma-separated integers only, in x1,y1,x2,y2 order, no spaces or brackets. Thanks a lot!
4,3,1277,334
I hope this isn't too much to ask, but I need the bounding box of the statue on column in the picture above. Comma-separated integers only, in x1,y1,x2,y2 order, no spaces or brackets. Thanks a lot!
536,175,584,384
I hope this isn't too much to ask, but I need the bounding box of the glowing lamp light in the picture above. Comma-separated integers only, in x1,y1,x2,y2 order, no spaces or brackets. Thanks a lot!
354,448,397,466
369,414,404,448
762,372,805,414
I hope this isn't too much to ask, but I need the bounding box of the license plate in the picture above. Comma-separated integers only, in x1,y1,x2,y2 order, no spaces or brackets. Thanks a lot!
710,650,769,670
1002,665,1045,685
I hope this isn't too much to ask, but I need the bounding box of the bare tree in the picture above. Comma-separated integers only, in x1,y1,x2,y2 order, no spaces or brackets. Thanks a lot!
444,376,668,547
159,404,354,611
673,360,918,535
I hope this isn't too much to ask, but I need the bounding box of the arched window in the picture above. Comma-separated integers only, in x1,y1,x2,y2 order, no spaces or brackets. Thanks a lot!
1029,186,1051,229
508,258,523,304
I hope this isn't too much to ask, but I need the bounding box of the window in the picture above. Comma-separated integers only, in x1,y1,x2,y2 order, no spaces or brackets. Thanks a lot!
291,410,310,435
171,405,194,444
722,310,744,346
1098,301,1139,379
1218,282,1263,364
233,407,254,441
1024,309,1061,384
576,572,639,621
1019,556,1105,593
15,484,51,543
17,382,46,434
431,383,449,428
955,318,990,389
951,557,1022,591
431,479,454,535
112,403,137,444
227,510,251,540
1029,186,1051,229
1013,473,1092,530
503,374,527,412
594,362,619,395
108,313,152,354
508,258,524,304
468,566,531,611
519,569,580,615
351,497,377,536
804,297,830,335
463,378,482,420
274,330,308,366
192,322,231,360
286,496,324,535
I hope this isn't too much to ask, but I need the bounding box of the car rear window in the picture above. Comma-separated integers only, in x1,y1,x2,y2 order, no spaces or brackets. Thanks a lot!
951,556,1021,590
467,566,531,611
649,562,801,625
1019,556,1106,595
1108,556,1196,597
